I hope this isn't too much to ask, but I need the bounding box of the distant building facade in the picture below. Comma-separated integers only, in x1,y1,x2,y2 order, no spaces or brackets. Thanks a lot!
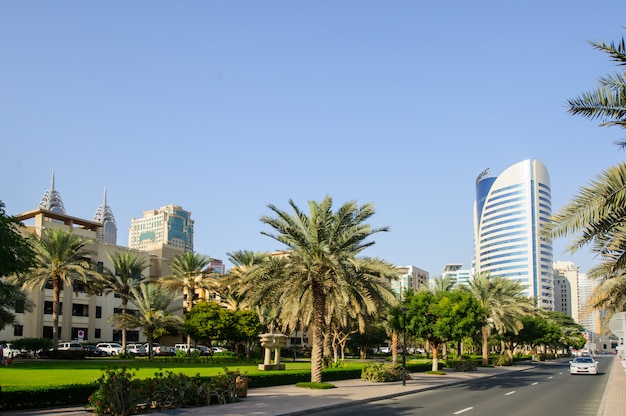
391,265,429,295
473,159,554,309
441,263,471,287
128,205,194,253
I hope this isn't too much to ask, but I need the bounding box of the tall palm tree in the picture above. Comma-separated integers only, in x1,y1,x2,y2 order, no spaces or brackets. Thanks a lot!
547,31,626,321
431,275,454,293
160,252,213,348
110,282,183,360
463,272,534,365
103,250,149,352
221,250,269,311
238,196,398,383
17,228,99,350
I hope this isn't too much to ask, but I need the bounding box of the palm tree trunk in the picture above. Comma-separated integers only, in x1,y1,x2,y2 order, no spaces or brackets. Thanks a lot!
311,284,325,383
391,331,399,366
481,326,490,366
121,298,128,352
52,278,61,351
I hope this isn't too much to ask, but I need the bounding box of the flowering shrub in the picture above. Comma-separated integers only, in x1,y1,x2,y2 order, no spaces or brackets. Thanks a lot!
89,367,244,415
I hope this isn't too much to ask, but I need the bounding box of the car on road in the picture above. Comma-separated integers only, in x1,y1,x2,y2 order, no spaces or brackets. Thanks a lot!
569,356,599,375
96,342,123,356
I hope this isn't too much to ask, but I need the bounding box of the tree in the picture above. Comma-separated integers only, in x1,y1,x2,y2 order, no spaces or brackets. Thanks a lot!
546,30,626,318
405,289,486,371
184,301,227,346
102,250,149,352
161,252,215,349
238,196,398,382
462,272,535,365
220,250,269,311
0,200,35,277
110,283,183,360
0,280,34,331
15,228,99,350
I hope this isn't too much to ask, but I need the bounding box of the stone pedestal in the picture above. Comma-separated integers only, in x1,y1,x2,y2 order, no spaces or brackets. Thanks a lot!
258,333,288,371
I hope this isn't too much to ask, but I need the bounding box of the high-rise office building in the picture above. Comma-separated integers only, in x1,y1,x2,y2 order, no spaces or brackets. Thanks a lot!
473,159,554,309
128,205,194,253
441,263,472,288
391,265,429,295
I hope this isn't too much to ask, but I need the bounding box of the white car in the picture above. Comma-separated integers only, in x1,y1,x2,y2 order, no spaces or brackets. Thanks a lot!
570,357,599,375
126,343,147,355
96,342,123,356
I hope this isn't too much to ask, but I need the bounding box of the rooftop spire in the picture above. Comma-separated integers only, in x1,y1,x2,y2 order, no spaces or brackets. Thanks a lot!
38,170,66,214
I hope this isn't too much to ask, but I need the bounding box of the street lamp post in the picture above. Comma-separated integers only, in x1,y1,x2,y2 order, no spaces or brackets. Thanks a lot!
402,307,407,386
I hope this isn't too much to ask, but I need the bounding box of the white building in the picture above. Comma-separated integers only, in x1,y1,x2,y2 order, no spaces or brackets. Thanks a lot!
473,160,554,309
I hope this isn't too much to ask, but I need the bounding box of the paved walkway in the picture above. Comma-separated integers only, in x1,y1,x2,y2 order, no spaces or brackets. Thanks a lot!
4,357,625,416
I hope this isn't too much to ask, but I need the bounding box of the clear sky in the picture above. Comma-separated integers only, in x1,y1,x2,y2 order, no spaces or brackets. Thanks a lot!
2,1,625,276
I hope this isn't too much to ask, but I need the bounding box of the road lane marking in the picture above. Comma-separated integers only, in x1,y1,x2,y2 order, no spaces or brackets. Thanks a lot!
531,382,538,385
548,376,553,379
505,391,516,395
453,407,474,414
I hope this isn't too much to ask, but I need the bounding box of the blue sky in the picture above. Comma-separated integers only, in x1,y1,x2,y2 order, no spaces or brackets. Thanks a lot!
1,1,625,276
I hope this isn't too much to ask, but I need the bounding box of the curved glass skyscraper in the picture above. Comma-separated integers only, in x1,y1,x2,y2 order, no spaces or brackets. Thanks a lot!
473,159,554,309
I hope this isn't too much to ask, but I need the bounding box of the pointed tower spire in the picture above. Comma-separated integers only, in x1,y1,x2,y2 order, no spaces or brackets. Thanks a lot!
39,170,66,214
93,186,117,244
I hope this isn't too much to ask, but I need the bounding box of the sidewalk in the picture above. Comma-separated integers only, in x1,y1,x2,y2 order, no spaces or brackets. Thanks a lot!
597,355,626,416
4,357,624,416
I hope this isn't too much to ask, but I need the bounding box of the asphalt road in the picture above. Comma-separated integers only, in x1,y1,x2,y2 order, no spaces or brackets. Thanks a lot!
311,356,611,416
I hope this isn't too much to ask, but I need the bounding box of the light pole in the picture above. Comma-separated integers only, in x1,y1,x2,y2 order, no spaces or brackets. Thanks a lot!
402,307,407,386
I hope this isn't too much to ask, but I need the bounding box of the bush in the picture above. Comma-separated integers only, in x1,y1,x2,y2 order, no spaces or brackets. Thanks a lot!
361,363,406,382
88,366,242,415
491,354,513,366
445,359,478,372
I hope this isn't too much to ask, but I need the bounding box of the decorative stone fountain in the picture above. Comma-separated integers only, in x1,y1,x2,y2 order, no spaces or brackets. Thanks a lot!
258,333,288,370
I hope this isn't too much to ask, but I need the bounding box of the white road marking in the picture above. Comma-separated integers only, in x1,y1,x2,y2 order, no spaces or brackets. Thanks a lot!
531,382,539,385
453,407,474,414
548,376,553,379
505,391,516,395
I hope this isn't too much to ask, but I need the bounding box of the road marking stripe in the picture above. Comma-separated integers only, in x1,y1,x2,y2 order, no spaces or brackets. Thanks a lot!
454,407,474,414
548,376,553,379
531,382,538,385
505,391,516,395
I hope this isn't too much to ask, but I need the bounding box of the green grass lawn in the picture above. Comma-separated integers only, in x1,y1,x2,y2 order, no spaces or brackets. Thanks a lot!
0,358,352,391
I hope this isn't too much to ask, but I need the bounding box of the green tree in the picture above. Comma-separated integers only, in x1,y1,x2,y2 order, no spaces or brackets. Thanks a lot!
221,250,269,311
349,324,388,359
238,196,398,382
184,301,228,346
161,252,214,312
0,280,34,331
405,289,486,371
16,228,98,350
102,250,149,352
110,282,183,360
0,200,35,277
462,272,535,365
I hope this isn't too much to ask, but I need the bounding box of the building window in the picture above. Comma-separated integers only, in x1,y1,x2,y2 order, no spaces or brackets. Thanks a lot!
97,261,104,274
43,326,59,339
44,301,62,315
15,299,25,314
72,303,89,317
45,280,64,290
95,328,101,339
14,325,23,336
96,306,102,319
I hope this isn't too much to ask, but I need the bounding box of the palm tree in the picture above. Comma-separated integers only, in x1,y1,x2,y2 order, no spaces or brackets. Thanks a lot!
547,31,626,321
161,252,214,312
17,228,99,350
220,250,269,311
160,252,214,348
238,196,398,382
103,250,149,352
110,282,183,360
431,275,454,293
463,272,534,365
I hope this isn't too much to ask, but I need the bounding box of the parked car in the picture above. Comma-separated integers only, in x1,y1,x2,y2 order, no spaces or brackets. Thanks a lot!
2,343,28,359
195,345,212,356
175,344,198,354
58,342,84,351
96,342,123,356
126,343,147,356
83,345,107,357
211,346,227,353
569,357,599,375
142,343,175,356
